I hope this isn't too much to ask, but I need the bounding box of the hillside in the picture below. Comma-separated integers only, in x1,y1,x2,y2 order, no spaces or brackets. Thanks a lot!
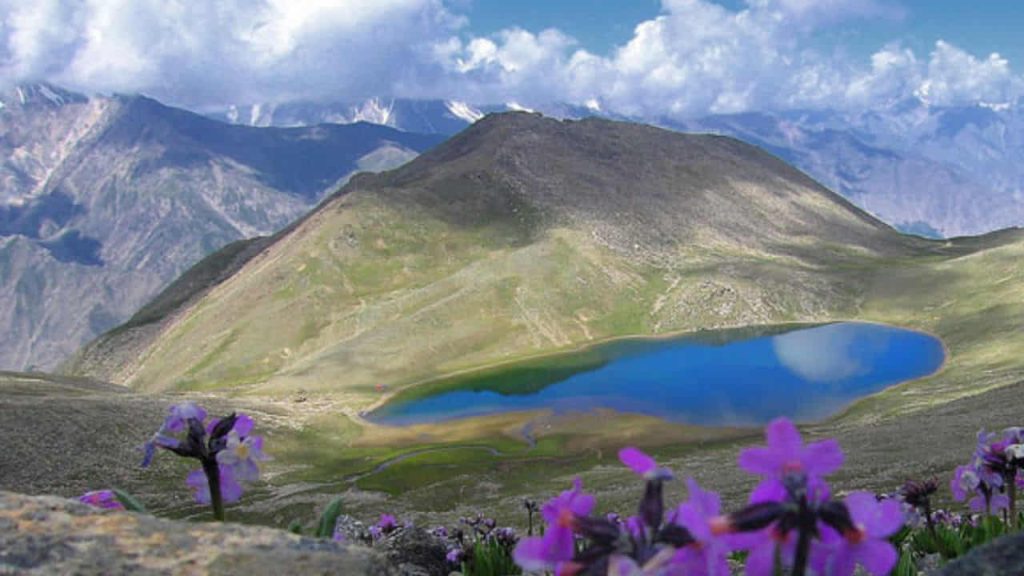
71,112,937,398
0,84,444,370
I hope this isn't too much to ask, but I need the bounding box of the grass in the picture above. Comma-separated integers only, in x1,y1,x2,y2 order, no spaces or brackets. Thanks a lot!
14,232,1024,533
201,230,1024,528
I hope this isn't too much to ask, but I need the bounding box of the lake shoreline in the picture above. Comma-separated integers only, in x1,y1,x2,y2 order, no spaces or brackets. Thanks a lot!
362,320,947,430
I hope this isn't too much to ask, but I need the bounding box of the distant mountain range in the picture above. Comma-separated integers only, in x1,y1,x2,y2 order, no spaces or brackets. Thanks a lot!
0,84,444,370
210,96,1024,237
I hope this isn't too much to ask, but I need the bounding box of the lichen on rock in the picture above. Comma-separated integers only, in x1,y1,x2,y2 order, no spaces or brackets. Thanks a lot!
0,491,393,575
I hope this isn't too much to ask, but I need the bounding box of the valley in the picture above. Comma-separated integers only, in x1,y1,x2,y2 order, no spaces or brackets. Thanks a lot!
18,113,1020,531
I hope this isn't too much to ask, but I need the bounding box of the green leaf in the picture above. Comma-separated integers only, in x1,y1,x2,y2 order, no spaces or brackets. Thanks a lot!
112,489,147,513
466,539,520,576
288,520,304,535
939,525,965,558
316,496,345,539
893,550,918,576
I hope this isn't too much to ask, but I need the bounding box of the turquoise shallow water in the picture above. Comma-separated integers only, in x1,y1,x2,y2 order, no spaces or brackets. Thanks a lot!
368,322,946,427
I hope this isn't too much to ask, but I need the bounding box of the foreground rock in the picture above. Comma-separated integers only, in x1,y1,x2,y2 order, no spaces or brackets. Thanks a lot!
0,491,392,575
938,532,1024,576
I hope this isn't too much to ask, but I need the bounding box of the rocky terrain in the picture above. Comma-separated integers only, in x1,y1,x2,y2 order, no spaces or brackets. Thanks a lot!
0,84,444,371
0,492,390,575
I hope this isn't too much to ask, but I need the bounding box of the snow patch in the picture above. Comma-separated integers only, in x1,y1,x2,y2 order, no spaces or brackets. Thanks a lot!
505,101,535,113
250,103,264,126
584,98,601,112
16,87,26,105
349,98,395,126
445,100,483,124
38,84,65,106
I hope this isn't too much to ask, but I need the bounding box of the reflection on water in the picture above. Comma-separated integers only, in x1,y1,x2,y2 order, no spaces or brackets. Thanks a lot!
369,322,945,428
772,323,888,382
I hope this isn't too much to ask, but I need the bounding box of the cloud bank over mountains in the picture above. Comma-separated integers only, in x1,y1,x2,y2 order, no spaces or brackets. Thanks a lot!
2,0,1021,118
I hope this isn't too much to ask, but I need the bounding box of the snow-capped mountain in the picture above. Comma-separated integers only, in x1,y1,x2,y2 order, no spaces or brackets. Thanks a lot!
209,98,489,135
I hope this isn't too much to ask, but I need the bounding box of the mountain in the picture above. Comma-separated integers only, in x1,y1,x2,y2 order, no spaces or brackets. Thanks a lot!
668,101,1024,238
70,112,941,396
214,96,1024,237
0,84,445,370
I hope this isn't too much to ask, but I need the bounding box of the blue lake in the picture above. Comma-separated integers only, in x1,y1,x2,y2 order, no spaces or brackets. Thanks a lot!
368,322,946,427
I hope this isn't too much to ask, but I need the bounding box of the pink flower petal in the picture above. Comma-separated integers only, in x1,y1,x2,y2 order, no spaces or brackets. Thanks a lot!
619,447,657,477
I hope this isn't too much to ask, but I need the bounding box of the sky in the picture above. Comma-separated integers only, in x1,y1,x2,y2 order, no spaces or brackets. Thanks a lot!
1,0,1022,120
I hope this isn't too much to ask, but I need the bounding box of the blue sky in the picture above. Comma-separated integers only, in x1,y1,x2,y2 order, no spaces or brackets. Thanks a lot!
1,0,1022,117
465,0,1024,67
462,0,664,55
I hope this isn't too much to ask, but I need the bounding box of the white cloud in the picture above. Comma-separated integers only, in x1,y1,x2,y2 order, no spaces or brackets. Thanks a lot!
1,0,1021,118
916,41,1023,106
0,0,464,107
434,0,1024,117
772,324,866,382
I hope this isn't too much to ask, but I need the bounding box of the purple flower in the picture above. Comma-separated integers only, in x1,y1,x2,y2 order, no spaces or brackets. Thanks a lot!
78,490,125,510
446,548,465,565
952,463,1008,514
377,513,398,532
606,550,677,576
974,430,1009,487
810,492,903,576
738,417,843,503
186,464,244,505
624,515,645,542
976,493,1010,514
165,402,207,433
141,404,267,521
743,528,798,576
368,513,400,541
669,479,735,576
217,415,269,483
332,528,347,543
619,447,673,480
513,478,595,571
951,464,979,501
140,402,208,467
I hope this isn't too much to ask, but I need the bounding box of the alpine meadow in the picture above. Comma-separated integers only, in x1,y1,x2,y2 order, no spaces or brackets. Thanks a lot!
4,2,1024,575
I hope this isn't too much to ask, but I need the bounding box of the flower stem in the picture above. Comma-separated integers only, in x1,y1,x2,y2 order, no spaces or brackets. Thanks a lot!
922,501,940,553
791,494,814,576
1009,476,1018,530
202,458,225,522
792,526,811,576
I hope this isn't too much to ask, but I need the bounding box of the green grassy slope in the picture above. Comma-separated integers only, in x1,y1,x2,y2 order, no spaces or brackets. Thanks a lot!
70,113,938,402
